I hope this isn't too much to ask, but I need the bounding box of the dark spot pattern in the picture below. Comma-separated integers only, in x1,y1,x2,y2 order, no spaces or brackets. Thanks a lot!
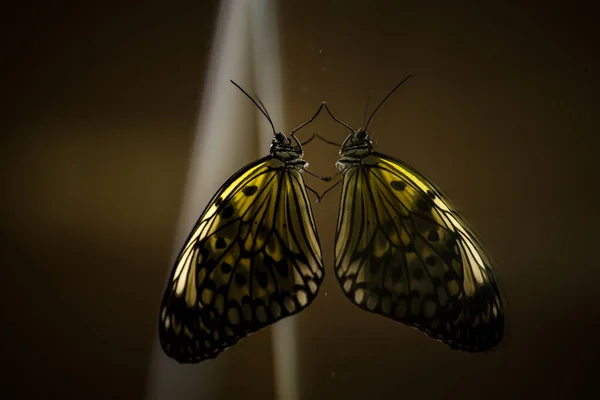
427,230,440,241
275,260,288,278
221,262,232,274
256,269,268,288
446,237,458,250
412,268,424,280
221,205,234,218
242,185,258,196
369,260,381,274
235,273,247,286
391,180,407,191
416,199,432,212
390,267,403,281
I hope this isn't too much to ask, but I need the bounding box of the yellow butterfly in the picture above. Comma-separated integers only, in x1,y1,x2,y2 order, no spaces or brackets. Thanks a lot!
320,76,504,352
159,82,325,363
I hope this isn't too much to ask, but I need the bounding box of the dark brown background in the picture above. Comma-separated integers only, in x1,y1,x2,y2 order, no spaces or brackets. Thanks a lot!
3,1,599,399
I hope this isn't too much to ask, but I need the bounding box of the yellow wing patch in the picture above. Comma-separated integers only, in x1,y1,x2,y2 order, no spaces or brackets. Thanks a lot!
334,153,503,352
159,157,324,363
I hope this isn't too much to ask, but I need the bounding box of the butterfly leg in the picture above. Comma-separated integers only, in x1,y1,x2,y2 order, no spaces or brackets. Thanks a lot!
304,169,333,182
306,178,342,203
290,102,326,135
318,179,343,203
301,133,317,146
302,132,341,147
322,103,355,132
305,185,322,202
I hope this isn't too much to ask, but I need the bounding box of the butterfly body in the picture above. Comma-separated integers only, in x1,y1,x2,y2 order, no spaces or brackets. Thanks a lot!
334,129,376,171
329,114,504,353
159,87,325,363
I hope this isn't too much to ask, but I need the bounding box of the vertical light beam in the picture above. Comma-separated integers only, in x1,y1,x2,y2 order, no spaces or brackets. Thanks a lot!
250,2,301,400
145,1,259,399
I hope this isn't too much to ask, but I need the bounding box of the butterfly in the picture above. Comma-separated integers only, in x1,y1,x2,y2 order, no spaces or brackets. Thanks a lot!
158,81,326,363
318,75,504,352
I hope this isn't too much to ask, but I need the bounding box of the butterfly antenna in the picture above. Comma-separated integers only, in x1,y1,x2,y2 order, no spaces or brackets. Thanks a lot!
323,103,355,132
289,131,302,149
363,91,372,128
255,95,273,123
230,80,277,135
365,74,412,130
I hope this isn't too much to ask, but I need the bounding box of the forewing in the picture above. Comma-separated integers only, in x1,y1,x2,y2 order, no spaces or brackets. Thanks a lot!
334,153,503,352
159,157,324,363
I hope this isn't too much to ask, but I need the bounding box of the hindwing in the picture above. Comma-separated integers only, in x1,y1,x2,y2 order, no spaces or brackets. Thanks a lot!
335,152,503,352
160,156,324,362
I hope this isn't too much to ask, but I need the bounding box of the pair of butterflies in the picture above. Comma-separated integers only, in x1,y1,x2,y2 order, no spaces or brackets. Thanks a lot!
159,77,504,363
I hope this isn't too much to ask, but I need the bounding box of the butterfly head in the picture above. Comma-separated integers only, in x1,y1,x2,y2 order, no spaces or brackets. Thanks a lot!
270,131,304,161
336,74,412,161
340,128,373,156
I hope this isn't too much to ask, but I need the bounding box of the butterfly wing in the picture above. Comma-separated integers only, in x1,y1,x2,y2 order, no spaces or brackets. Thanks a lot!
334,152,503,352
159,156,324,363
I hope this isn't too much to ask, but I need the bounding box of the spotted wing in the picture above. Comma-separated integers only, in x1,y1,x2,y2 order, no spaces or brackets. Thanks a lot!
159,156,324,363
334,152,503,352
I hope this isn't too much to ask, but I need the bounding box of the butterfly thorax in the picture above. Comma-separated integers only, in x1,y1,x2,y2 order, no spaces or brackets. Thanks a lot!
336,128,374,172
270,131,307,171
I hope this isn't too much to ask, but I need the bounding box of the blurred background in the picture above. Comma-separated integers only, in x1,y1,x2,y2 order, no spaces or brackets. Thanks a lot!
2,1,599,399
